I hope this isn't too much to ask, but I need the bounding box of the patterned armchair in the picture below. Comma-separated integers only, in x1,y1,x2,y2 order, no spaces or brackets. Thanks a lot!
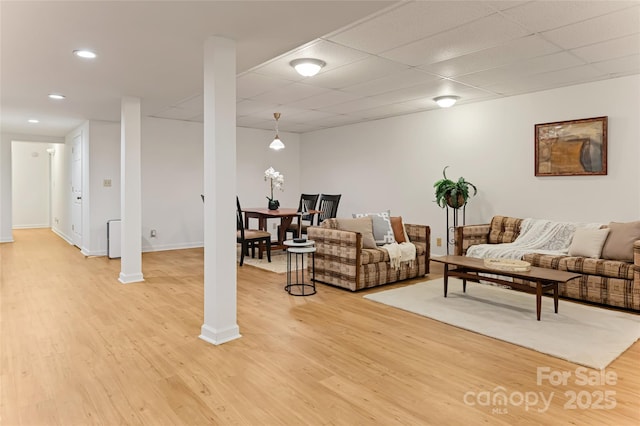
307,219,430,291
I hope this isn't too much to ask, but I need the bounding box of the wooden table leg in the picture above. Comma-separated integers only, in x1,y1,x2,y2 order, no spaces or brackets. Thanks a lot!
553,282,559,313
536,280,542,321
278,216,294,248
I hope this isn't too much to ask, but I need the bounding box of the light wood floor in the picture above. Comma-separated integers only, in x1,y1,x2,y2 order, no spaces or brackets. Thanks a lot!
2,229,639,425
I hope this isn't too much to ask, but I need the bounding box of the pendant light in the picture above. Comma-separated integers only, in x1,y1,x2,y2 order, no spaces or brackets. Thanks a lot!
269,112,285,151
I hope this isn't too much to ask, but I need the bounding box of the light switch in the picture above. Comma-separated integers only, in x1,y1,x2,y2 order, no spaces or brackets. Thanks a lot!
103,179,112,187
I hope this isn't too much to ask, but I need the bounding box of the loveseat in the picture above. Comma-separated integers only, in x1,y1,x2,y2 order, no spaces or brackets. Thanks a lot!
307,218,430,291
454,215,640,311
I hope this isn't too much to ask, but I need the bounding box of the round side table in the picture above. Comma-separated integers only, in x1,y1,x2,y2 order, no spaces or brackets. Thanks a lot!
284,240,316,296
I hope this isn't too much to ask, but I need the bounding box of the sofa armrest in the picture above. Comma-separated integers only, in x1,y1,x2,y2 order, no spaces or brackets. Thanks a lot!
454,223,491,256
405,224,430,274
634,240,640,277
307,226,362,261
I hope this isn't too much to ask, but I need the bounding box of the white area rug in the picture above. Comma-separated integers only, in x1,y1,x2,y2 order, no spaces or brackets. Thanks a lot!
364,278,640,369
239,250,308,274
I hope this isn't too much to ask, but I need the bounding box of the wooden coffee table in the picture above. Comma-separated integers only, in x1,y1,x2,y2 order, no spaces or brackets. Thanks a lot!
432,255,581,320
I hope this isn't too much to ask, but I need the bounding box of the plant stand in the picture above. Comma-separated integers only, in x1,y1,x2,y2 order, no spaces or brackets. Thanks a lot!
445,205,465,255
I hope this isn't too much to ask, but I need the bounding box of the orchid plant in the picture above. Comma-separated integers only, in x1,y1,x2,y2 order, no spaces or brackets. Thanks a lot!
264,167,284,203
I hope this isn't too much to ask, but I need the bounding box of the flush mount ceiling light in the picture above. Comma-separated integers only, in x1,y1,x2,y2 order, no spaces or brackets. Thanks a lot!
28,119,39,123
290,58,326,77
73,49,97,59
433,95,460,108
269,112,285,151
48,93,66,100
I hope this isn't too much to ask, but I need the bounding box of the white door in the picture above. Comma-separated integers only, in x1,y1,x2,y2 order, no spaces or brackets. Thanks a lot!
71,134,82,248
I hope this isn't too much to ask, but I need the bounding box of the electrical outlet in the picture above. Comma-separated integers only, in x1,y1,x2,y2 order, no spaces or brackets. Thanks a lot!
150,229,157,238
436,237,442,247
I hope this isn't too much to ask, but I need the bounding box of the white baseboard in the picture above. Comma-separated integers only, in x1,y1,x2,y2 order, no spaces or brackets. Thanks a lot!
142,241,204,253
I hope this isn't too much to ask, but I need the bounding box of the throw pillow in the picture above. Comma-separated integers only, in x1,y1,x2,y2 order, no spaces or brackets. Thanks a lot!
568,228,610,258
601,221,640,262
390,216,406,244
336,217,377,249
352,210,395,245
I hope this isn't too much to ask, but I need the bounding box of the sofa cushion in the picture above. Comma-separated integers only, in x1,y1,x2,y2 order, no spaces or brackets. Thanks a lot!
522,253,634,280
353,210,395,245
390,216,407,243
336,217,377,249
360,242,426,266
601,221,640,262
361,248,389,265
489,216,523,244
568,227,610,258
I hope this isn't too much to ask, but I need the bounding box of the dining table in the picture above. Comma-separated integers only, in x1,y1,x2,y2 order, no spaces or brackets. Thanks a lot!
242,207,320,252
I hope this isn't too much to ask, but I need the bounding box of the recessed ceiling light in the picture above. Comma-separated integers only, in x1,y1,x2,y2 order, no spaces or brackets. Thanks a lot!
290,58,326,77
73,49,97,59
48,93,66,100
28,119,39,124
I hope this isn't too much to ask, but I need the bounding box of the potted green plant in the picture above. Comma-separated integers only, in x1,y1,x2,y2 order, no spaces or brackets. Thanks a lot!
434,166,477,209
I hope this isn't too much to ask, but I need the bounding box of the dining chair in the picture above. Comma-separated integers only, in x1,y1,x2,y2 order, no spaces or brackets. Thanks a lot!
237,196,271,266
279,193,319,239
315,194,341,225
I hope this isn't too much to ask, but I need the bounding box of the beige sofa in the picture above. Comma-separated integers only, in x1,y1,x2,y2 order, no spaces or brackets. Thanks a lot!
307,218,430,291
454,215,640,311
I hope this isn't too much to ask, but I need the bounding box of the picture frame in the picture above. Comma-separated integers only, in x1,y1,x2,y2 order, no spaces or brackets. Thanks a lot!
534,116,608,176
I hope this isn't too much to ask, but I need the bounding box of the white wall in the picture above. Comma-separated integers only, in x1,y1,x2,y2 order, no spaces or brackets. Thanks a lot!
11,141,52,228
0,133,65,242
236,127,301,233
88,120,121,254
300,75,640,256
141,117,204,251
50,142,68,238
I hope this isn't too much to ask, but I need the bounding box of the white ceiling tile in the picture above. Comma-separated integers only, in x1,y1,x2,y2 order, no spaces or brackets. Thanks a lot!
173,94,202,112
500,1,638,33
308,56,409,89
419,35,561,78
236,99,277,116
347,102,418,119
482,1,529,12
236,116,272,129
381,13,532,66
592,54,640,75
328,1,495,54
249,82,330,104
486,65,605,95
542,6,640,49
310,114,365,128
285,110,339,124
367,83,439,105
237,73,295,99
151,107,201,121
286,90,361,110
317,96,389,115
455,52,586,87
341,69,440,96
571,34,640,63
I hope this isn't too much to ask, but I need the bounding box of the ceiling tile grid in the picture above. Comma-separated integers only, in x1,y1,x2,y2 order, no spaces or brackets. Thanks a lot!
4,1,638,136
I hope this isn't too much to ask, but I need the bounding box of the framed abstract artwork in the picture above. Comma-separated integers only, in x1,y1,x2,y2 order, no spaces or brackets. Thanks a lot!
534,116,608,176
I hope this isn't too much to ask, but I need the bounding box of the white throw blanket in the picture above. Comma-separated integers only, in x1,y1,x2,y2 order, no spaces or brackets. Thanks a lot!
466,217,603,261
382,242,416,270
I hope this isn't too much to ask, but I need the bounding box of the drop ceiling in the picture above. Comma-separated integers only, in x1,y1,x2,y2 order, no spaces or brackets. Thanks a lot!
2,1,639,137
